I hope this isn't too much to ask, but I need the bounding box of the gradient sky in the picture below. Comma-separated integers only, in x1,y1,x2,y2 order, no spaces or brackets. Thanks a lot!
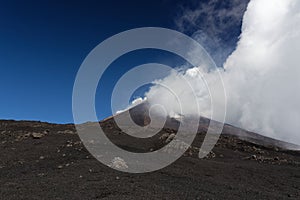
0,0,246,123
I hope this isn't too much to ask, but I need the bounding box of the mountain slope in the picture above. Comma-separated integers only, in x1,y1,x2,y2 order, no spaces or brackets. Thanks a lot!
113,101,300,150
0,106,300,199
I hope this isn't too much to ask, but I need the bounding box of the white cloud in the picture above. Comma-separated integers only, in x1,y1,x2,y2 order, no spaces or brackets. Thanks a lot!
116,97,147,114
223,0,300,143
145,0,300,145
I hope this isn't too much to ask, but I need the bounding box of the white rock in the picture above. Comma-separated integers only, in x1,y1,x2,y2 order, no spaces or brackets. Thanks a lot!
109,157,128,170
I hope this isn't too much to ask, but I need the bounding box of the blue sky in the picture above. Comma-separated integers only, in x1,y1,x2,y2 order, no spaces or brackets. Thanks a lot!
0,0,247,123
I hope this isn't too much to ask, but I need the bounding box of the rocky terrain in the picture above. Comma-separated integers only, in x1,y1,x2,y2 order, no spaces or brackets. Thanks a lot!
0,115,300,200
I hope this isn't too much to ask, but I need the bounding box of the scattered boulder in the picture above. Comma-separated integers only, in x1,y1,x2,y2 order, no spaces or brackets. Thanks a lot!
57,130,75,134
66,144,72,147
274,157,280,161
31,132,44,139
165,133,176,143
205,151,216,159
163,139,190,154
159,133,169,141
37,173,45,177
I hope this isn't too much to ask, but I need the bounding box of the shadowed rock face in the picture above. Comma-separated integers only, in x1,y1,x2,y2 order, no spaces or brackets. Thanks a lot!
128,101,151,127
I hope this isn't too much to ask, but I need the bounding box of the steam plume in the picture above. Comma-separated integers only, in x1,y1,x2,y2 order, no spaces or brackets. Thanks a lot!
146,0,300,145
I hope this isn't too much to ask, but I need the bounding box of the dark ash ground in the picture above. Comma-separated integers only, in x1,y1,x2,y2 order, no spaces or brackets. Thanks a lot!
0,119,299,200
